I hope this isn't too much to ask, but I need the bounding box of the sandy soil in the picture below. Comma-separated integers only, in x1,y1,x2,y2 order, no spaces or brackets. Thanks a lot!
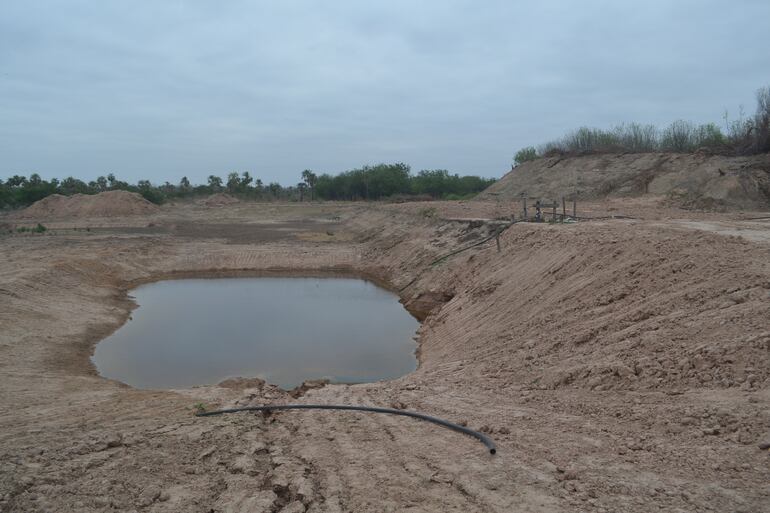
17,191,159,219
1,199,769,512
198,193,240,207
478,152,770,210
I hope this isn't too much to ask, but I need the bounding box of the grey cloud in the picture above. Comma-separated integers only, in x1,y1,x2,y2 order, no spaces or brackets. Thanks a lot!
1,0,769,184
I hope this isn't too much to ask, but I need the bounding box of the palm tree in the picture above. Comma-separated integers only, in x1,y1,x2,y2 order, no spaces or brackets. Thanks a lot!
301,170,317,200
207,175,223,192
297,182,308,202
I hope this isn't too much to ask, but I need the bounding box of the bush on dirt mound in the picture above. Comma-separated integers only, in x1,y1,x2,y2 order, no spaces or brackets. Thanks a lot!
199,193,240,207
21,190,160,218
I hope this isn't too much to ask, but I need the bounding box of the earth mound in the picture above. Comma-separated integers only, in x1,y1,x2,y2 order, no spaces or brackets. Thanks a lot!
478,152,770,210
199,193,240,207
21,191,160,218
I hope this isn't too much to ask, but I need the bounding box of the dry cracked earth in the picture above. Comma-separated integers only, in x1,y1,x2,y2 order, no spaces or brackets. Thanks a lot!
1,199,769,512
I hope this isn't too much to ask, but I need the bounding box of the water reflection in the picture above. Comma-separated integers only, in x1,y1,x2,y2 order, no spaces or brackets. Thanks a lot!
92,277,419,389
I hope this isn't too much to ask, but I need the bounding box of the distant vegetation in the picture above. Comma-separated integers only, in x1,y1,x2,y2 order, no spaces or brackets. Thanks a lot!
514,85,770,165
0,164,495,210
313,164,496,201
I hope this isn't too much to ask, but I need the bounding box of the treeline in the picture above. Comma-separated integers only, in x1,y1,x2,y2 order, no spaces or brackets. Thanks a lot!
312,164,496,200
0,171,286,209
0,165,495,210
514,85,770,165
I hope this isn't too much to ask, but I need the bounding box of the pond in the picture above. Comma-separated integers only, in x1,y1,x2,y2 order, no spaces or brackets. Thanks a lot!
92,277,419,389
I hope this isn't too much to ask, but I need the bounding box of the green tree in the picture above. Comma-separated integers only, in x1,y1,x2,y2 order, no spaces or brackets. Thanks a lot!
297,182,308,202
0,179,12,209
226,172,240,193
95,175,108,191
412,169,450,198
301,169,317,200
14,174,58,204
240,171,253,191
59,177,89,195
137,180,165,204
207,175,223,192
7,175,27,187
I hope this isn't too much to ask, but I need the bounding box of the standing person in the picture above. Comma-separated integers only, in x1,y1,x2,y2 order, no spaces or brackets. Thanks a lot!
534,200,542,222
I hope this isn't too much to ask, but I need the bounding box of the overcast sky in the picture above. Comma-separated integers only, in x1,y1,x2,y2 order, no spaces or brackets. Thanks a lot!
2,0,769,185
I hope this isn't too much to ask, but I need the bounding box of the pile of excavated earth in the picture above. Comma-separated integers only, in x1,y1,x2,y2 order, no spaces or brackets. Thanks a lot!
0,156,769,512
18,190,159,218
479,152,770,211
198,193,240,207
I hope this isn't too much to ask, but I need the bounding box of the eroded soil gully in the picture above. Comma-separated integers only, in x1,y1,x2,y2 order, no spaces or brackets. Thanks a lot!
1,203,769,513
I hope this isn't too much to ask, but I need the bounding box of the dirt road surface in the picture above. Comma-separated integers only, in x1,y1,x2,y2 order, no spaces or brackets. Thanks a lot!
1,199,769,512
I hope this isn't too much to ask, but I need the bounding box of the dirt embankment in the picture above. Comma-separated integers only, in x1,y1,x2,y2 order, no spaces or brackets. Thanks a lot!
478,152,770,210
0,202,768,512
17,190,160,219
352,208,770,393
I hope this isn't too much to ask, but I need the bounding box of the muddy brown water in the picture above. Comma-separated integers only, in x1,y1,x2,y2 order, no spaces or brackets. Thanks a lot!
92,277,419,389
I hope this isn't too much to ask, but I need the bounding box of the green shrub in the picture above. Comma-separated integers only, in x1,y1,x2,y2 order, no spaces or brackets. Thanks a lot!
615,123,658,152
692,123,726,149
514,146,538,166
660,120,695,152
523,85,769,157
138,187,165,205
419,207,437,218
15,224,46,233
754,86,770,153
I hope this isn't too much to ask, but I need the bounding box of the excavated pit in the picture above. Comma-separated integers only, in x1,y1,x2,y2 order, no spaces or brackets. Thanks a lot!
1,200,769,513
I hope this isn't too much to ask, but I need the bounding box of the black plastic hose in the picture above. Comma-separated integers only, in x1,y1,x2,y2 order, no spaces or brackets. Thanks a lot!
196,404,497,455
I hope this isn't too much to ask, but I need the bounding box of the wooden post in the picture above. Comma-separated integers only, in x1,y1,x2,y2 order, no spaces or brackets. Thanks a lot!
523,197,528,220
561,197,566,222
496,233,501,252
572,199,576,218
552,202,556,222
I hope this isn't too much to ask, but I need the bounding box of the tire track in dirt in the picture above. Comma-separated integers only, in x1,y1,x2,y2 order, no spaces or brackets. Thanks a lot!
269,385,560,513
